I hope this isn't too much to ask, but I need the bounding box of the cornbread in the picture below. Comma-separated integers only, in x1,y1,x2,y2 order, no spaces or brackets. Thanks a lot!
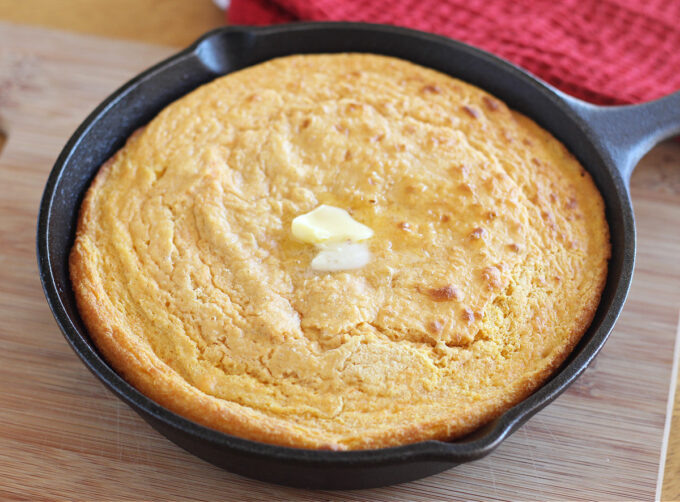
70,54,610,450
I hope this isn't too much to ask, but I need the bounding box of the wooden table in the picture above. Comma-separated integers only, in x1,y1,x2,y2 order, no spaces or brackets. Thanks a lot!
1,2,679,500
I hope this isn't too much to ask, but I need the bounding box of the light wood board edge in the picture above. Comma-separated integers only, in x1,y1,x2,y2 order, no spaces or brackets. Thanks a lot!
661,311,680,501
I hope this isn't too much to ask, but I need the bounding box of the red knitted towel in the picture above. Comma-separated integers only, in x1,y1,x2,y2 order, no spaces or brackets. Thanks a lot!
228,0,680,105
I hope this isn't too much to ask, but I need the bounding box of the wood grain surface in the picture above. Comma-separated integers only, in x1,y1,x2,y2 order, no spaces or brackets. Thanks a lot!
0,21,679,501
0,0,223,47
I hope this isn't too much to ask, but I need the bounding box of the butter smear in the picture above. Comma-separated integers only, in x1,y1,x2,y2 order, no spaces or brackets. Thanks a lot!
291,205,373,271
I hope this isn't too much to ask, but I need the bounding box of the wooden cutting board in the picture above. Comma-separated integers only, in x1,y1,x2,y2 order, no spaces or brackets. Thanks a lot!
1,22,679,501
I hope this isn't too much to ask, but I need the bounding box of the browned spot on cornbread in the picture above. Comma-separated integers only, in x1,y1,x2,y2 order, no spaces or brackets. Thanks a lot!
470,227,487,239
461,308,475,323
427,285,461,302
462,105,479,118
428,319,444,332
421,84,441,94
70,54,610,451
483,96,500,111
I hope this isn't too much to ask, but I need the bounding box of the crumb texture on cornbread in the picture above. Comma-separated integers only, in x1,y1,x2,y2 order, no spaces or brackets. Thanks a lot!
70,54,610,450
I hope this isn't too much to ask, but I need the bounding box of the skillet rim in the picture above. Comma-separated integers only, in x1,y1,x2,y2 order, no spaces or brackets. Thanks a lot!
37,21,635,466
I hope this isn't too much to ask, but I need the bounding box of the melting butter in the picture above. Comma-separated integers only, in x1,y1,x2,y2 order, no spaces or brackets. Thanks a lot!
292,205,373,244
311,242,371,271
291,205,373,272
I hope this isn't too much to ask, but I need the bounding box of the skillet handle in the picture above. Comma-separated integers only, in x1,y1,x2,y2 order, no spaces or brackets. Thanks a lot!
560,90,680,182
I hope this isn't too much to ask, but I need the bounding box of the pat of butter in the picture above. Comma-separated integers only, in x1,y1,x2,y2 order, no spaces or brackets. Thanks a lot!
311,242,371,271
291,205,373,244
292,205,374,272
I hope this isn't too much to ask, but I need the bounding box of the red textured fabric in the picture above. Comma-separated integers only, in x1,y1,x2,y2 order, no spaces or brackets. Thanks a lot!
228,0,680,105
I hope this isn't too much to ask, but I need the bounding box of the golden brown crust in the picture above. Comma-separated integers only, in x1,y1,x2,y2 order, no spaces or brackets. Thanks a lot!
70,54,610,450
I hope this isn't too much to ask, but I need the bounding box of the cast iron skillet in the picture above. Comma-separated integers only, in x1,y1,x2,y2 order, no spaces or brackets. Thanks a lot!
37,23,680,489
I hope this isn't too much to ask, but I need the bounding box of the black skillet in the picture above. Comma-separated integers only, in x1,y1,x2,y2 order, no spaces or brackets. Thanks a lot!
37,23,680,489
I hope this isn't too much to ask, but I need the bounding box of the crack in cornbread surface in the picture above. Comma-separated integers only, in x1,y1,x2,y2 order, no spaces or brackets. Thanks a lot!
70,54,610,450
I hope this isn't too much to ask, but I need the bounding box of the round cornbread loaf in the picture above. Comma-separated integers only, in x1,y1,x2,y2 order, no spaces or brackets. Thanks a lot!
70,54,610,450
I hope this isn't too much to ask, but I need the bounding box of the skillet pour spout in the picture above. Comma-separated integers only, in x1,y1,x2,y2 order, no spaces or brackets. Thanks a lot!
37,22,680,489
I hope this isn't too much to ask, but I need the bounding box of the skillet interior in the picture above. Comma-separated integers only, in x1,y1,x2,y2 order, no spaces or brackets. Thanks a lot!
37,23,633,489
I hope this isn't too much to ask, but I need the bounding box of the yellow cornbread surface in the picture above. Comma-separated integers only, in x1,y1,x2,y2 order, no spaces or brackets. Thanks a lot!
70,54,610,450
